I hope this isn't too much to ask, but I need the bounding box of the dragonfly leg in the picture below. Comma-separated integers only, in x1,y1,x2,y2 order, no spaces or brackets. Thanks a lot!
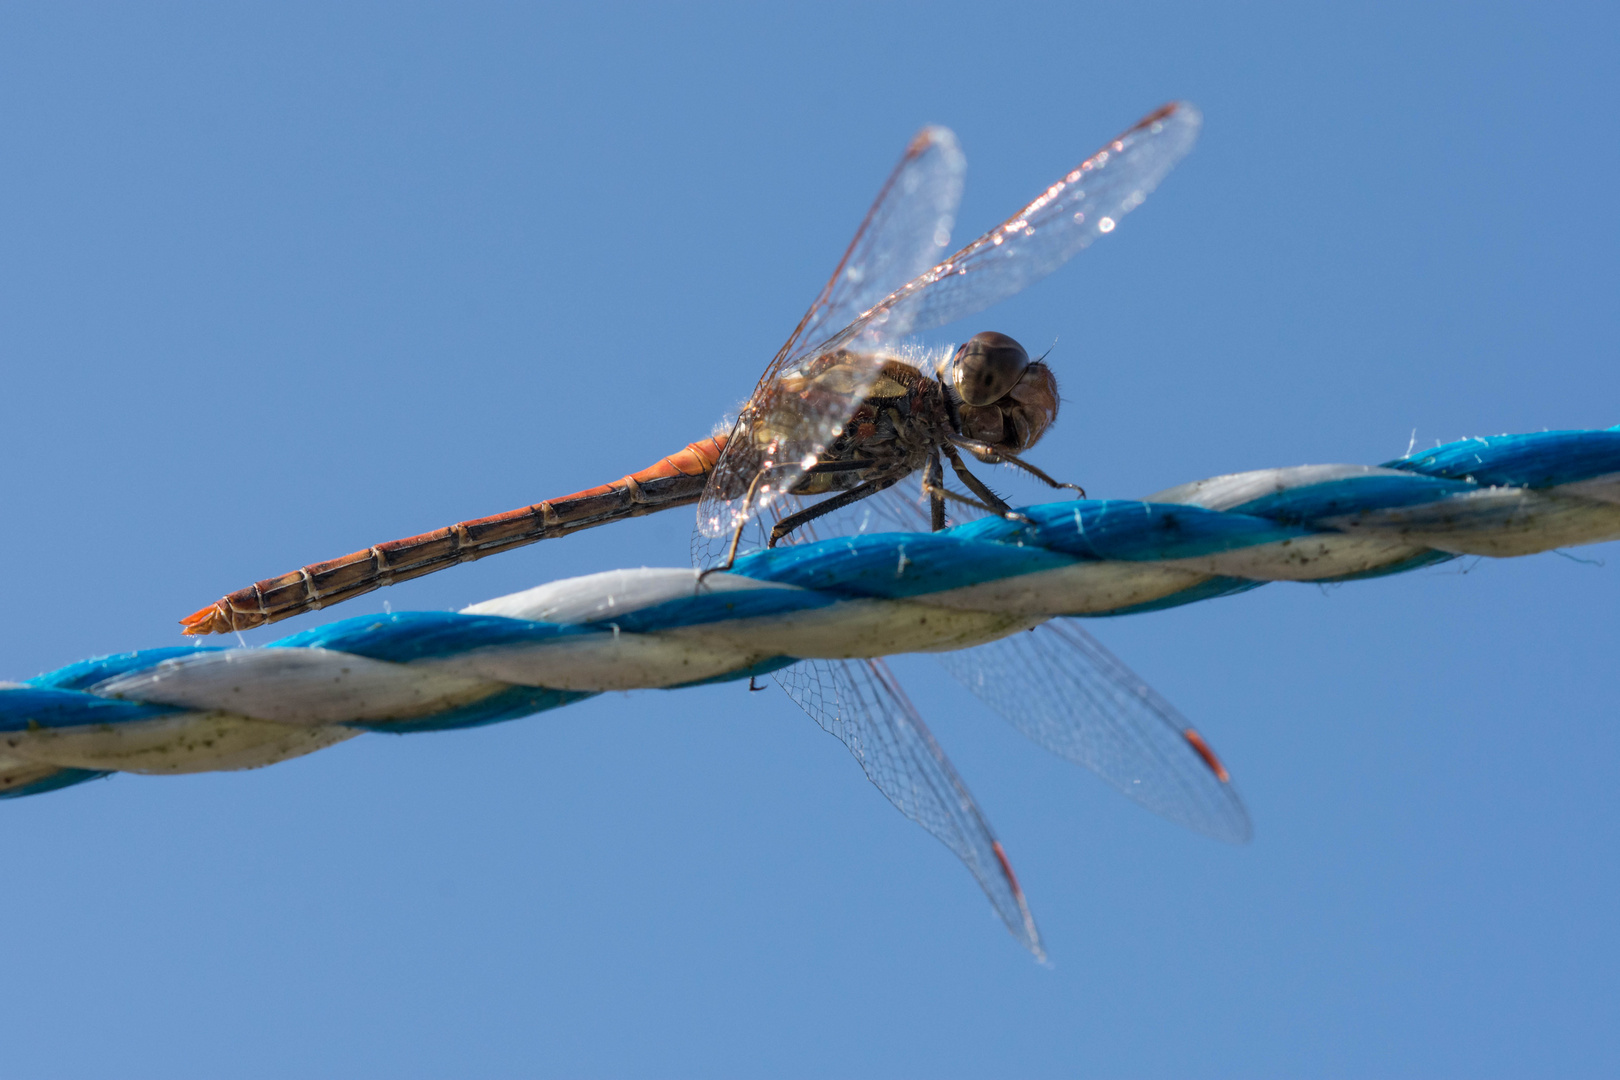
800,457,877,476
926,450,946,531
922,450,1000,519
786,457,879,496
767,476,899,546
941,443,1028,521
921,473,1025,520
998,450,1085,497
703,467,771,578
950,438,1086,498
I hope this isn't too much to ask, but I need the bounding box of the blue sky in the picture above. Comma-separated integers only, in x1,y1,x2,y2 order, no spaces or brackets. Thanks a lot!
1,3,1616,1076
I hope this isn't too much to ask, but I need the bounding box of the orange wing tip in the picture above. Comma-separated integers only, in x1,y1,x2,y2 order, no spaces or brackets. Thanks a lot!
1182,728,1232,783
1134,102,1182,129
990,840,1024,897
991,840,1046,962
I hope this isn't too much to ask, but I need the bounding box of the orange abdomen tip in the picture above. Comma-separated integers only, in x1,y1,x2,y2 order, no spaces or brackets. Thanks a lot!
179,603,233,635
180,595,269,635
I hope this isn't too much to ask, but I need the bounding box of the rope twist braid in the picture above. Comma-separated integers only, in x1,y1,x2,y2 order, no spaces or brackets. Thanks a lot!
6,426,1616,800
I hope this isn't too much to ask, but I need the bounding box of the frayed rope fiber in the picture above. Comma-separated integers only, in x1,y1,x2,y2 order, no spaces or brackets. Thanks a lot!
6,426,1618,800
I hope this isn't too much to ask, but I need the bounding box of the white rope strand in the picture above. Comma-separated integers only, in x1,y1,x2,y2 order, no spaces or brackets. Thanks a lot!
5,425,1616,797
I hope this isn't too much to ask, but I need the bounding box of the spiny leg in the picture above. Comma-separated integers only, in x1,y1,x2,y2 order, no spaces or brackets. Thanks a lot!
921,473,1030,521
703,467,771,578
941,443,1015,515
801,458,876,477
949,438,1086,498
922,448,1003,520
767,476,899,547
706,458,884,578
925,450,946,531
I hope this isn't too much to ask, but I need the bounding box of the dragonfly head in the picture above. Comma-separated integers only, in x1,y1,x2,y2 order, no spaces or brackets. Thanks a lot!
946,332,1060,456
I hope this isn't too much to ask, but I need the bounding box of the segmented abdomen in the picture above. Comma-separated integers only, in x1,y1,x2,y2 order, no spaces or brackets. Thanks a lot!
179,436,727,634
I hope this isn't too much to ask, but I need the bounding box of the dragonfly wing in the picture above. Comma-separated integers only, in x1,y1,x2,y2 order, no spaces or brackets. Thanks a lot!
822,102,1202,353
697,104,1199,567
777,127,966,367
776,657,1044,958
936,619,1253,844
695,129,966,566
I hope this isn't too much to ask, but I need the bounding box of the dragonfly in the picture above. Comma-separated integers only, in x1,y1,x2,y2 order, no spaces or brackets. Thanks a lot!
182,102,1248,956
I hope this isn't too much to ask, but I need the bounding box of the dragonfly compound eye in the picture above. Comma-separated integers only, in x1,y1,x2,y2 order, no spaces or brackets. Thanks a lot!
998,362,1059,452
953,361,1060,456
951,331,1030,406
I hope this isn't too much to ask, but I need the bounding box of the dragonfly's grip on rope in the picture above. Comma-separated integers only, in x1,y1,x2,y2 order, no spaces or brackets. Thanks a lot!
179,437,728,635
13,421,1608,788
11,423,1620,960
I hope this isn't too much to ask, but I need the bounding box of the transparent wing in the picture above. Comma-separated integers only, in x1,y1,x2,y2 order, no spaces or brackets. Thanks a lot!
936,619,1252,844
693,345,898,566
696,103,1200,567
776,657,1044,958
819,101,1202,352
694,129,965,565
776,127,965,369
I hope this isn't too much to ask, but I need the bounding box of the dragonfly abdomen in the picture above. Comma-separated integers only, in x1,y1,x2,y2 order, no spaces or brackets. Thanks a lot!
179,436,727,635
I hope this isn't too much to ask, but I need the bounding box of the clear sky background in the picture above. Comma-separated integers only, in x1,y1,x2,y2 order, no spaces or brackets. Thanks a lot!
2,3,1617,1077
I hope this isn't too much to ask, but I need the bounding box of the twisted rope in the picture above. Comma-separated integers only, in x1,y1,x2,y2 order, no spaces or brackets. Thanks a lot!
5,426,1617,800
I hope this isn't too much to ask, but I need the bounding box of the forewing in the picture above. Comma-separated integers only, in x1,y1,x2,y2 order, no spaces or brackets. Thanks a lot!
695,129,965,565
936,620,1252,844
777,127,965,367
820,102,1202,353
696,104,1199,566
694,346,894,566
776,657,1044,958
